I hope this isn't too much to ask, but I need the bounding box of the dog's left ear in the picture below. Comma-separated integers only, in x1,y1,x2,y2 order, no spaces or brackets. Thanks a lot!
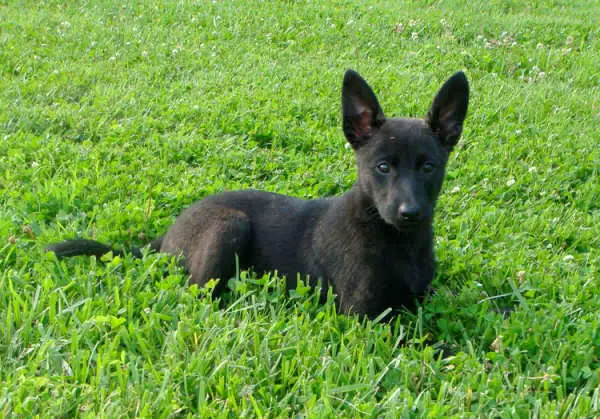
426,71,469,151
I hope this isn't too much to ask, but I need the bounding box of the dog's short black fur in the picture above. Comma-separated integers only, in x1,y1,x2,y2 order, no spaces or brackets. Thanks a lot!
47,70,469,318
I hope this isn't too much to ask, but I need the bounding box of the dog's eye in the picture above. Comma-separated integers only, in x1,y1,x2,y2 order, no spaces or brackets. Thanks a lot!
422,162,436,173
376,162,390,174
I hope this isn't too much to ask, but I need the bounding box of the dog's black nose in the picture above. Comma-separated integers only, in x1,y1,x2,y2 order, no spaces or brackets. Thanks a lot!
399,204,422,221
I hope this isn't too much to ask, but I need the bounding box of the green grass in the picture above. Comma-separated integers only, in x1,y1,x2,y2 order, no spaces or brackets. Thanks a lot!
1,0,599,416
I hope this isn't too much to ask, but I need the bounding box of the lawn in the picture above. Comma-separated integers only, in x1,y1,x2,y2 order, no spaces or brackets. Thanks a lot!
1,0,599,416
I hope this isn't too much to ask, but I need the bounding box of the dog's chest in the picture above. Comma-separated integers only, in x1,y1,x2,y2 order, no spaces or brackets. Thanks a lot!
318,226,433,315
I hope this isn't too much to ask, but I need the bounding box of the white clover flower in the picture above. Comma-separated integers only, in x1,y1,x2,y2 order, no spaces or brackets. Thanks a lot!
393,23,404,33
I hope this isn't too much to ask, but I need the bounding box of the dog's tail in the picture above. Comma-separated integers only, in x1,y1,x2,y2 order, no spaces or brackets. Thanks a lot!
45,237,163,259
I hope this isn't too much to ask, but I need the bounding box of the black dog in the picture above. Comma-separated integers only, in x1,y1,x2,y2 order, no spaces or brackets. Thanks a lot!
47,70,469,318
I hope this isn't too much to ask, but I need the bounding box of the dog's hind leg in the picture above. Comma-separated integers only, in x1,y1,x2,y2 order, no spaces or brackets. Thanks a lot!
163,208,252,296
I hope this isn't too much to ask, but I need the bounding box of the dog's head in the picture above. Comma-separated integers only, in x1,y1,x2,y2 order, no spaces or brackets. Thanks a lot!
342,70,469,231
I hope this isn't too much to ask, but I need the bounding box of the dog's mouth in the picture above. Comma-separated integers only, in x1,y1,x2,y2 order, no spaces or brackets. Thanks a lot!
392,218,429,232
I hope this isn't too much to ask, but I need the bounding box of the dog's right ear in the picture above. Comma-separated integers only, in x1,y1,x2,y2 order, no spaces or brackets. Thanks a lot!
342,70,386,149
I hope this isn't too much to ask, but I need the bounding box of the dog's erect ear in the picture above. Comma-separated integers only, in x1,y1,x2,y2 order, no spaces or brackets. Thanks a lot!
342,70,386,149
426,71,469,152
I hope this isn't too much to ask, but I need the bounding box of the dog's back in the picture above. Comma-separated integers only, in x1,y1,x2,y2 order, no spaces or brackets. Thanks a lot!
161,190,331,288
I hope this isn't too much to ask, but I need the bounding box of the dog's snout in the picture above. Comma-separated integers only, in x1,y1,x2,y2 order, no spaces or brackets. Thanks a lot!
398,204,422,221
